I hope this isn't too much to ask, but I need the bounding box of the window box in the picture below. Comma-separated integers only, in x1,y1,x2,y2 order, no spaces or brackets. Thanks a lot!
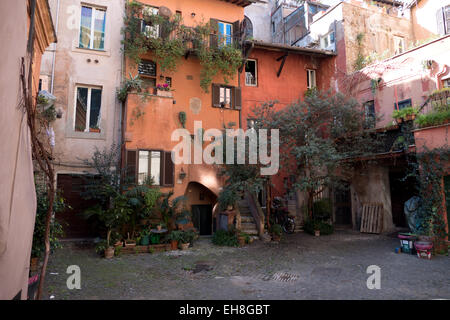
89,127,101,133
156,89,173,98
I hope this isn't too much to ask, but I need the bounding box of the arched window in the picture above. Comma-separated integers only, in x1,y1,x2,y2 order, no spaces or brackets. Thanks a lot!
243,16,253,39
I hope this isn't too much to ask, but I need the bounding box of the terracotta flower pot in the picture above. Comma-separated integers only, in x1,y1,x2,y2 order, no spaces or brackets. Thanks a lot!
314,230,320,237
171,240,178,250
105,247,115,259
157,225,162,231
238,236,246,247
272,234,281,242
179,243,190,250
30,257,39,272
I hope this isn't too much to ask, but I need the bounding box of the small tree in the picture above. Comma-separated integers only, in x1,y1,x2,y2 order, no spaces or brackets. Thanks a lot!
249,91,383,217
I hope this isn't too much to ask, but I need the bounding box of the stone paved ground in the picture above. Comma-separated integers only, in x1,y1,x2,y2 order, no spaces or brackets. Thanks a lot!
43,230,450,300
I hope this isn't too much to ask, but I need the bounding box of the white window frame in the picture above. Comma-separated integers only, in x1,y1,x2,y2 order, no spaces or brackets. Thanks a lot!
218,21,233,46
79,5,106,50
245,59,258,87
219,86,232,108
142,6,159,39
73,85,102,133
393,36,405,55
138,150,161,186
307,69,316,89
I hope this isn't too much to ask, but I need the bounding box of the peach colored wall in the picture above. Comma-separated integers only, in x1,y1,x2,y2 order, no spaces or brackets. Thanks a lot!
125,0,244,200
414,125,450,153
0,0,54,300
239,48,335,197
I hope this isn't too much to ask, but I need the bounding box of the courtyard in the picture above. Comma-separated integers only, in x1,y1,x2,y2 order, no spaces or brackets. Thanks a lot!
43,230,450,300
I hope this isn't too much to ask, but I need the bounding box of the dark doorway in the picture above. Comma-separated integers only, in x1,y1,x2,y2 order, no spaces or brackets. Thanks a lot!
334,183,352,225
56,174,99,238
389,171,417,228
192,205,213,235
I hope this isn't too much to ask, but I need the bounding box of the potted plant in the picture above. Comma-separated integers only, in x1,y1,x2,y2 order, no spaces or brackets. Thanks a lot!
89,125,100,133
125,232,136,248
271,224,282,242
179,230,196,250
237,232,248,247
168,230,182,250
155,83,173,97
139,229,151,246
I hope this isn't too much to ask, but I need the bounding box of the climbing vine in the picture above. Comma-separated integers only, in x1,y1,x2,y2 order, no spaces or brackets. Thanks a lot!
122,0,243,92
405,147,449,248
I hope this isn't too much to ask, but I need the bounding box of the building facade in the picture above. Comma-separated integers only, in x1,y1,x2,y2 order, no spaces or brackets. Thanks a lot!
0,0,56,299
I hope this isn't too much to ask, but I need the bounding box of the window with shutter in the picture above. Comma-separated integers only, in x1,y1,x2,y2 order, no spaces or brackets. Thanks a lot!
210,19,219,49
233,87,242,110
212,84,221,107
445,5,450,34
437,7,445,35
163,151,175,186
126,150,137,183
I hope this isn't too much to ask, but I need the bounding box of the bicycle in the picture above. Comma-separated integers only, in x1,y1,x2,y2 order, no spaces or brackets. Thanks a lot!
271,197,295,234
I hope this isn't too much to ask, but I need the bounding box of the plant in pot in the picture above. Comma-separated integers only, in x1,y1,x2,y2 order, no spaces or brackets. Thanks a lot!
139,229,151,246
271,224,282,242
168,230,182,250
313,221,321,237
179,230,196,250
158,191,186,231
237,232,248,247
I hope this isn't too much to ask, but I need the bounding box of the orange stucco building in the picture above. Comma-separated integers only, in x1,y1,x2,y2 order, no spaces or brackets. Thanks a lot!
239,41,335,198
122,0,252,235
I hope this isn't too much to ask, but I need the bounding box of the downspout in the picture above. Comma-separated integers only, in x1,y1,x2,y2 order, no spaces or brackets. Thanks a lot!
50,0,60,94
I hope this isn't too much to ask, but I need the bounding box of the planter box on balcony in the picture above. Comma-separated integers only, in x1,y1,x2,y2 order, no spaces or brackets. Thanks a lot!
156,90,173,98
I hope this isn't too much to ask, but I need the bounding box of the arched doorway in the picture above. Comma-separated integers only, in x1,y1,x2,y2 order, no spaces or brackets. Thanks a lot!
185,182,217,235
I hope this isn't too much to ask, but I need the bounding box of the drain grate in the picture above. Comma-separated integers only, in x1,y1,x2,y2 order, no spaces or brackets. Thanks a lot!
259,272,299,282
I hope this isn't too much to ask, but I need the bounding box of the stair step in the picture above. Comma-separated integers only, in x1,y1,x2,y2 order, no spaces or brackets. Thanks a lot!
240,216,255,223
241,229,259,235
241,222,257,229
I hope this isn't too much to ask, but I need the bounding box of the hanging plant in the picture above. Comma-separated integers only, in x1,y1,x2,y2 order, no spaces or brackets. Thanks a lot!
178,111,186,128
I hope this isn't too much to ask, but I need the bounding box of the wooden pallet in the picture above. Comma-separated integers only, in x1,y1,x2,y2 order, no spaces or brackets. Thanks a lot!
360,203,383,234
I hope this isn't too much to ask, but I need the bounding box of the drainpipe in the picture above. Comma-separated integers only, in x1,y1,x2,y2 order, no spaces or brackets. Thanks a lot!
50,0,60,94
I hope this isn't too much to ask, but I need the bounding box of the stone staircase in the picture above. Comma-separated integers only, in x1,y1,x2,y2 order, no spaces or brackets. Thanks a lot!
237,199,259,238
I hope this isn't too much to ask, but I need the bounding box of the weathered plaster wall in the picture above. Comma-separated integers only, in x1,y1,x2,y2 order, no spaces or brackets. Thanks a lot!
244,0,274,42
342,2,414,74
43,0,124,175
353,35,450,129
351,165,395,233
411,0,450,40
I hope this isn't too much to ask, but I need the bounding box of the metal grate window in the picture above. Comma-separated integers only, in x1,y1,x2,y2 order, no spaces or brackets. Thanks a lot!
138,60,156,77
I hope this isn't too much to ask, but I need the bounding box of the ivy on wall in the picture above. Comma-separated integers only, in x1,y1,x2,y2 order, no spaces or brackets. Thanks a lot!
122,1,243,92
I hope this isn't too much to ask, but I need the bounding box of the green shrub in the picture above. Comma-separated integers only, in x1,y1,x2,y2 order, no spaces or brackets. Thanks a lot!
312,198,332,221
212,230,238,247
270,224,282,236
304,219,334,235
415,109,450,128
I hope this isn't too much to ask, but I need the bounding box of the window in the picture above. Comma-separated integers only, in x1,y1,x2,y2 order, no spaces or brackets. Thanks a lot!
243,16,253,39
394,99,412,110
394,36,405,55
138,60,157,88
272,21,275,34
138,150,161,185
320,32,335,49
79,6,106,50
307,69,316,89
218,21,233,46
436,5,450,35
126,150,174,186
212,84,241,109
141,6,159,39
74,86,102,132
444,79,450,88
220,87,232,108
245,59,257,86
364,100,376,129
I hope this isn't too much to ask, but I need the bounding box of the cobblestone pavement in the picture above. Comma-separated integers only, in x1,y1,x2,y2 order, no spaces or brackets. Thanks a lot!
43,230,450,300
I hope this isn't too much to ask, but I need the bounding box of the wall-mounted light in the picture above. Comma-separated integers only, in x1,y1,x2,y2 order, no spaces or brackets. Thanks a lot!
179,168,187,180
159,74,164,80
191,12,195,18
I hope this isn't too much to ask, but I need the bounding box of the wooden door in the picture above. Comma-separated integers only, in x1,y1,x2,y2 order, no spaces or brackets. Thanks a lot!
56,174,99,238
